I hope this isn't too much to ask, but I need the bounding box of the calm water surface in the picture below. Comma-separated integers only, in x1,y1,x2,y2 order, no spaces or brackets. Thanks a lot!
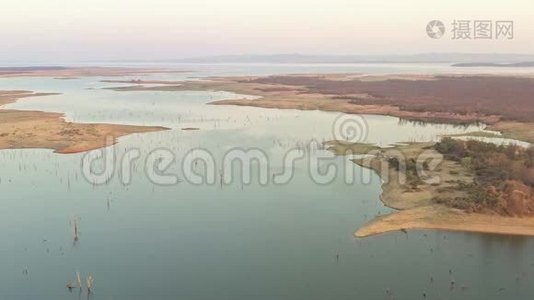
1,64,533,300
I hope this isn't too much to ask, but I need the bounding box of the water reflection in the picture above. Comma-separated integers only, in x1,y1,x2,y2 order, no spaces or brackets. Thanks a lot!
0,65,533,300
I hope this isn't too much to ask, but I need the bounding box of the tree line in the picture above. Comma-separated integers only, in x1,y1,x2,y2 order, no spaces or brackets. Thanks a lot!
434,138,534,216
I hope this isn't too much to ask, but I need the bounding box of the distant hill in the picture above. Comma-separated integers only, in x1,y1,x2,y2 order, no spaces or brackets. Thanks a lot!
0,66,68,71
169,53,534,64
452,62,534,67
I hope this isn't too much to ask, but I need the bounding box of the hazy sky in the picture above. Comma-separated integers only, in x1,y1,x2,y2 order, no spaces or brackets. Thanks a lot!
1,0,533,61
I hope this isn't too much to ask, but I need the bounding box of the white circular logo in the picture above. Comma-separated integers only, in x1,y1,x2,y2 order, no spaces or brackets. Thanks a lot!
426,20,445,39
332,114,369,143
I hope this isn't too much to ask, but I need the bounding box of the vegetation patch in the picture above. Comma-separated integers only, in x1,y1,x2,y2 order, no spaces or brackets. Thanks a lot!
434,138,534,216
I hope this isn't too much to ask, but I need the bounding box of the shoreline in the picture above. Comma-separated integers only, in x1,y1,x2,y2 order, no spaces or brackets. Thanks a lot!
0,67,188,153
4,70,534,237
103,72,534,237
0,66,190,78
0,91,168,154
340,142,534,238
103,74,534,143
355,206,534,237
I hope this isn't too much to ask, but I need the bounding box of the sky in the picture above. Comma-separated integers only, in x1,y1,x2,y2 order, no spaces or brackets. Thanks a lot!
1,0,533,62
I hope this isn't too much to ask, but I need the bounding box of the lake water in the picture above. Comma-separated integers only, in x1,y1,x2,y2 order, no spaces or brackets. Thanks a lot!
1,64,534,300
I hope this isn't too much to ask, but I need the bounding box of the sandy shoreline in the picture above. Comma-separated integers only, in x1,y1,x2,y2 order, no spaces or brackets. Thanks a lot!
0,91,168,154
0,90,60,106
339,142,534,238
355,206,534,237
0,67,190,153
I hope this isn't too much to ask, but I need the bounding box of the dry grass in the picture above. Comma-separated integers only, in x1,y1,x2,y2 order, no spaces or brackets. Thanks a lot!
113,74,534,142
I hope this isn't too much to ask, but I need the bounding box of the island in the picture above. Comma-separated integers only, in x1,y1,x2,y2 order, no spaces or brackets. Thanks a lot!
325,138,534,237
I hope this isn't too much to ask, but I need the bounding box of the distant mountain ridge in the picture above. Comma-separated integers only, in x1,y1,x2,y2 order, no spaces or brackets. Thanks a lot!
452,62,534,67
0,66,68,71
167,53,534,64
